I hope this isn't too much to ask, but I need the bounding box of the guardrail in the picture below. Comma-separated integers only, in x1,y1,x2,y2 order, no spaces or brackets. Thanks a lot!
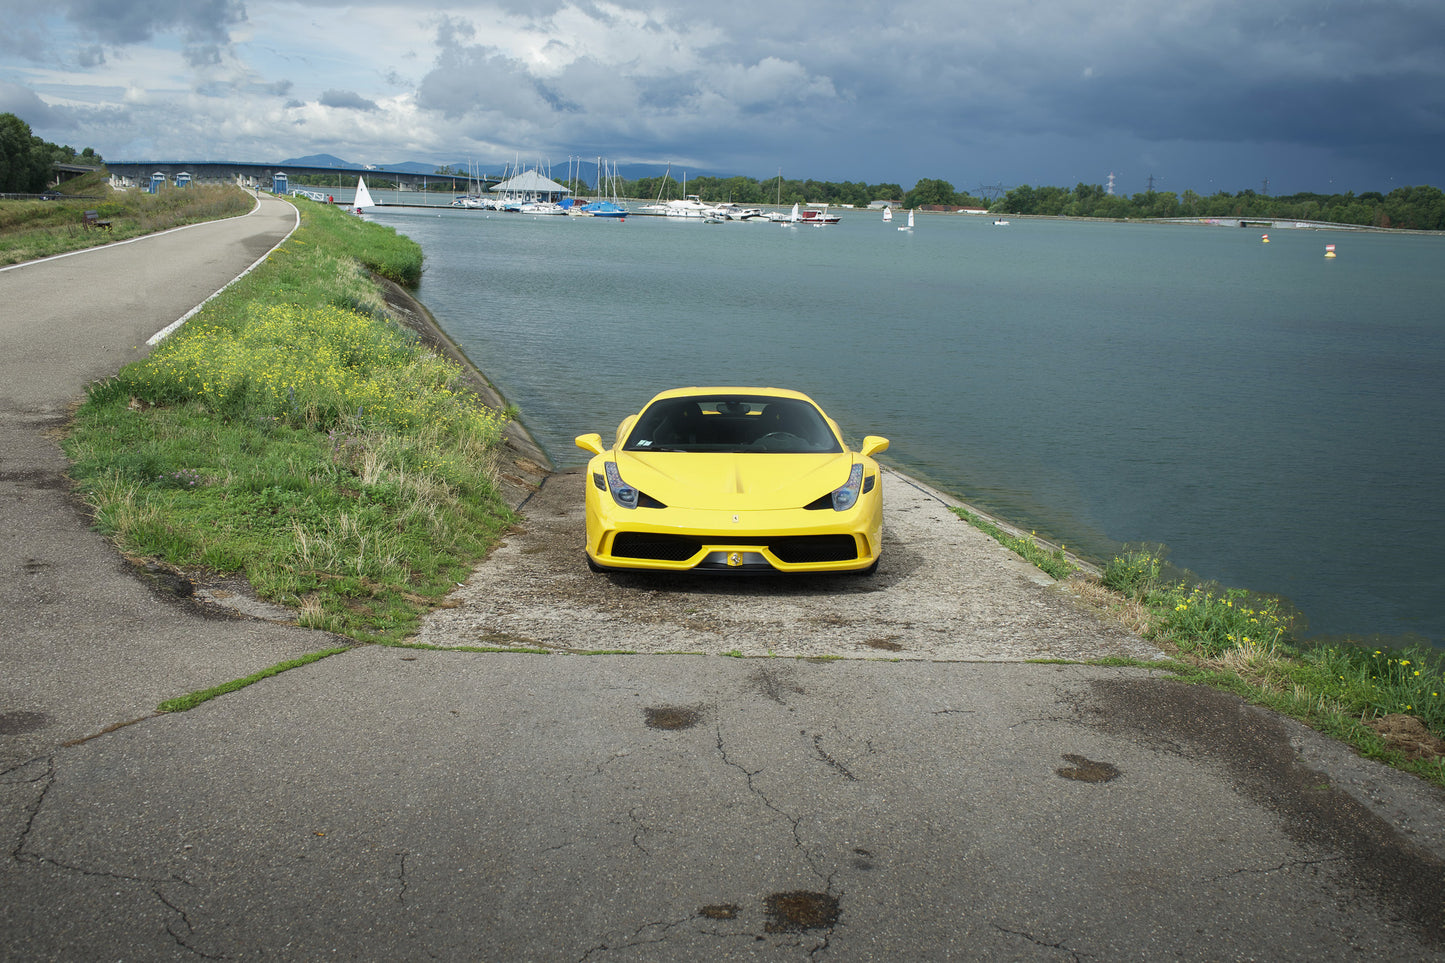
0,193,104,202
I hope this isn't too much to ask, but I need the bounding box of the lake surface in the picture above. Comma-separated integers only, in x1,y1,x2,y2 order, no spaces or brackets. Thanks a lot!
362,199,1445,647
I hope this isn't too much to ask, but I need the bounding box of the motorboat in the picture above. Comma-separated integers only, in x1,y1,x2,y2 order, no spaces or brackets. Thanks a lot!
641,196,722,218
715,204,768,221
798,205,841,225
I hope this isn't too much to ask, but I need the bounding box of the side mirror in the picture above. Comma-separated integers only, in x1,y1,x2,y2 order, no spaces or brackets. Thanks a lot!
861,435,890,457
575,433,605,455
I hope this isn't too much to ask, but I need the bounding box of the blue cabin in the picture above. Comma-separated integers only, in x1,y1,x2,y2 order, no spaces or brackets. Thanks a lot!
272,172,288,194
148,172,166,193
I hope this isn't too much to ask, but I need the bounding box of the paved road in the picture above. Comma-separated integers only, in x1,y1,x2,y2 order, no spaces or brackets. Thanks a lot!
3,200,1443,961
0,196,335,769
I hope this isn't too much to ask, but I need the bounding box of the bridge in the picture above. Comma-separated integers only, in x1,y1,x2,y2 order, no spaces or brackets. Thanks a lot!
103,160,491,195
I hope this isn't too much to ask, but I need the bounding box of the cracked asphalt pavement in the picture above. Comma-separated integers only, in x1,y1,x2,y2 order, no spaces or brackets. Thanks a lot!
4,199,1445,960
7,653,1445,960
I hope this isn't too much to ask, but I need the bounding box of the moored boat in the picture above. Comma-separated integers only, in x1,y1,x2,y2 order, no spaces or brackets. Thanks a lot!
580,200,628,218
641,195,722,218
798,205,841,225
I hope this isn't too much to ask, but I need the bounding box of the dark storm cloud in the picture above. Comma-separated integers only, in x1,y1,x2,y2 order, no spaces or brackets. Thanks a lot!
57,0,247,45
415,28,571,123
0,82,61,125
987,1,1445,184
747,0,1445,188
11,0,1442,193
319,89,380,111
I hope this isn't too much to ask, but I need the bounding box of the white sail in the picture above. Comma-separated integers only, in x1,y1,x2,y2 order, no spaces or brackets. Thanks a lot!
882,207,893,222
898,208,914,231
353,176,376,211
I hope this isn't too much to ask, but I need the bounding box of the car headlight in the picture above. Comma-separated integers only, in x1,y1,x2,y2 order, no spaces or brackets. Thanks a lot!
604,461,640,510
831,464,865,511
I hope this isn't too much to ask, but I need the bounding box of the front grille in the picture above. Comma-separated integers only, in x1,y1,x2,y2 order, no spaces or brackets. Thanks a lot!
612,533,702,561
610,532,858,565
769,535,859,563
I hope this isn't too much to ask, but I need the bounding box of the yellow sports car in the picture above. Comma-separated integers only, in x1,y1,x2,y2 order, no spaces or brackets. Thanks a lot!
574,387,889,573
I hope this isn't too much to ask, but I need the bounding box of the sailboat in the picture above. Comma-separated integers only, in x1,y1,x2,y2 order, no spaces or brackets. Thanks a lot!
898,209,914,232
353,176,376,213
882,207,893,222
581,158,628,218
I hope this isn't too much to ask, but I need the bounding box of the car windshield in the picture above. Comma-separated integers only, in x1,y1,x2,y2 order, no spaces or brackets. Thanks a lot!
623,395,844,454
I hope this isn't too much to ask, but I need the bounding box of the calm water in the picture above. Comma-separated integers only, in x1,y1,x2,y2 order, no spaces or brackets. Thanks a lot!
364,200,1445,647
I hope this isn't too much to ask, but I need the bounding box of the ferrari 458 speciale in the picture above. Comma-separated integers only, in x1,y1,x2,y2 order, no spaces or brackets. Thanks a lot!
574,387,889,574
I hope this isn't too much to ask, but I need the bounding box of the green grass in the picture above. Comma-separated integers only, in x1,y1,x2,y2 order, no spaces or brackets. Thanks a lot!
158,648,351,712
950,506,1077,579
1098,545,1445,786
63,198,516,644
0,171,254,265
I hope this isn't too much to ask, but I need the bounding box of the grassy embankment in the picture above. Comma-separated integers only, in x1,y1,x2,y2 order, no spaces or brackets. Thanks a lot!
58,188,517,645
0,170,253,265
955,511,1444,786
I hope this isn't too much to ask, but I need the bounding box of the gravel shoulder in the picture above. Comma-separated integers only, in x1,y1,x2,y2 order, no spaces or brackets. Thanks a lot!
420,466,1165,662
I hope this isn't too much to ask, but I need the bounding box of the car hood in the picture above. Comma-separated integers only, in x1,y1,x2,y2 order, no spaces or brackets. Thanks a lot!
615,451,856,511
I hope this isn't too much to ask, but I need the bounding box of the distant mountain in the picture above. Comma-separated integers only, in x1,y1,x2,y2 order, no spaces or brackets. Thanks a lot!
383,161,451,175
280,153,361,169
280,156,458,175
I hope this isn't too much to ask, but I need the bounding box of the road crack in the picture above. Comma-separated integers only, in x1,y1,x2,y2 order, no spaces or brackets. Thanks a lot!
992,922,1091,962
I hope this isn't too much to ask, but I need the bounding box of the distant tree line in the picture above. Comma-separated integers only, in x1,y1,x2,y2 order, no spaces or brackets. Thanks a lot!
617,171,1445,231
996,181,1445,231
0,113,103,193
610,172,1445,231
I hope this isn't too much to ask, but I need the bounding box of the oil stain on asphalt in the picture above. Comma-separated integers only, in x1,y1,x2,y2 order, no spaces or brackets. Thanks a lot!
1056,754,1120,782
644,705,704,730
764,891,840,932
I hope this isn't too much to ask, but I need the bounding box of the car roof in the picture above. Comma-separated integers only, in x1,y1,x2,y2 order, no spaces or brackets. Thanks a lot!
644,386,819,405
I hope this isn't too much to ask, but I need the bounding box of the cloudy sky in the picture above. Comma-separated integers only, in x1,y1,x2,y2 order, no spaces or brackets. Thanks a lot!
2,0,1441,196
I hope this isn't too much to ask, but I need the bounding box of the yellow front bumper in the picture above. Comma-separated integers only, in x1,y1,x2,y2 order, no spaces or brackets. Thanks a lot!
583,500,883,573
